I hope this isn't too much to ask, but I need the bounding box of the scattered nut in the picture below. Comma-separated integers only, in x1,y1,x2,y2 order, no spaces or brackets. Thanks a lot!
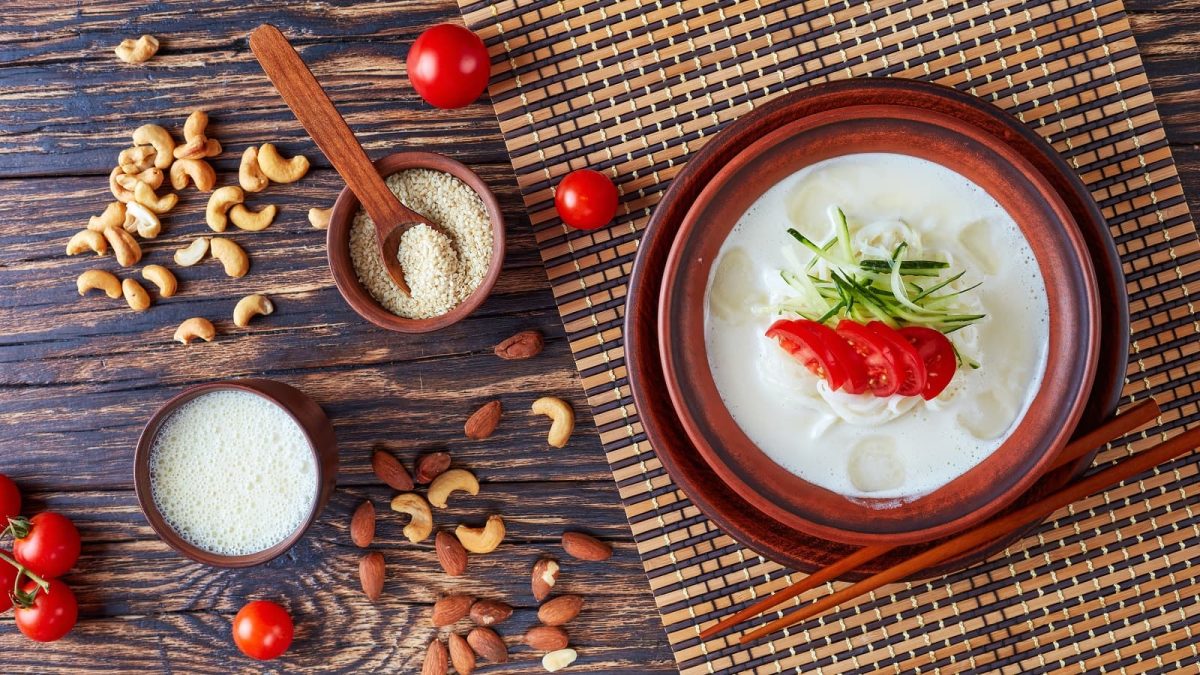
542,648,578,672
359,551,385,602
532,396,574,448
447,633,475,675
495,329,544,360
115,35,159,64
532,558,560,602
561,531,612,562
141,265,177,297
133,181,178,214
123,201,161,239
350,500,375,548
525,626,569,652
455,515,505,555
205,186,244,232
415,451,452,484
116,167,164,192
88,202,126,231
421,638,448,675
66,230,107,256
389,493,433,544
173,237,209,267
109,167,136,202
464,400,502,440
229,203,277,231
169,158,216,191
122,278,150,312
257,143,310,183
132,124,176,169
182,110,208,141
427,468,479,508
435,530,468,577
466,627,508,664
118,146,157,175
308,207,332,229
431,594,474,627
103,226,142,266
239,146,270,193
233,294,274,328
173,111,212,160
173,137,207,161
76,270,121,299
173,317,216,344
371,450,413,491
210,237,249,278
537,595,583,626
469,599,513,627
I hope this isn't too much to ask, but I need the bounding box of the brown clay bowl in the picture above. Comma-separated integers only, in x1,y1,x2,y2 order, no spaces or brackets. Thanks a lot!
133,379,338,568
326,151,505,333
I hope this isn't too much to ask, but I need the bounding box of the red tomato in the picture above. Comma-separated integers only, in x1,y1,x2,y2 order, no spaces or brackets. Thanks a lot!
233,600,294,661
407,23,491,109
898,326,957,400
555,169,619,230
14,578,77,642
13,512,81,579
0,474,19,523
0,550,18,613
866,322,927,397
835,320,901,397
765,319,864,392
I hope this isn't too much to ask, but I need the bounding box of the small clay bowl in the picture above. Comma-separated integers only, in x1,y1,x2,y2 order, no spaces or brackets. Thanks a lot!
133,379,338,568
326,151,505,333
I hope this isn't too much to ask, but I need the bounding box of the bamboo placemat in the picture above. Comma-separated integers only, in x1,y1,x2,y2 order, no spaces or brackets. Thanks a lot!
456,0,1200,671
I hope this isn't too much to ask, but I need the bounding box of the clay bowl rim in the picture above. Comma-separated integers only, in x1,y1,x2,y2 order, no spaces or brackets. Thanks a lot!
657,104,1101,547
133,379,335,568
326,151,506,334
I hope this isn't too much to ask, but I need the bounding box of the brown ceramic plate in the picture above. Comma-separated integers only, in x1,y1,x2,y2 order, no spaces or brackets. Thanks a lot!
627,79,1128,577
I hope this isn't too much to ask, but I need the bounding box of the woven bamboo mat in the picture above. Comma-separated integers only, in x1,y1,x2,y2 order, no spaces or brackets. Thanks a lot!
456,0,1200,672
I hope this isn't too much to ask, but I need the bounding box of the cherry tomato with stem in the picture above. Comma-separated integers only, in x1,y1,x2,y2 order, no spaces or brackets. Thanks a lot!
555,169,619,230
12,512,81,579
766,319,864,392
406,23,491,109
898,326,958,400
13,577,77,642
865,321,927,397
835,320,901,397
0,474,20,524
233,600,294,661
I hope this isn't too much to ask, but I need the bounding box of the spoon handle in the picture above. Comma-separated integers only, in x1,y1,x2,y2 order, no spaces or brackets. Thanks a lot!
249,24,414,225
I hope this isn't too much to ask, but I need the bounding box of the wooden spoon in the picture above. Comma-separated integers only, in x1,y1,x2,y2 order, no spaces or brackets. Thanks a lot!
250,23,444,295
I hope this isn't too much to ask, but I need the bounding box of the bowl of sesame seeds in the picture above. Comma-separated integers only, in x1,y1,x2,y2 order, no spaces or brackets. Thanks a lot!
326,152,505,333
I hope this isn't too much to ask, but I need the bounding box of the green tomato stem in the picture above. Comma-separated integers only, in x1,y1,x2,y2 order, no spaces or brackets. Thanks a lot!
0,549,50,593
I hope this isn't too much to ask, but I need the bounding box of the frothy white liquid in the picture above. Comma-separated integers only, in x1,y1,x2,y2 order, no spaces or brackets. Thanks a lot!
149,390,318,556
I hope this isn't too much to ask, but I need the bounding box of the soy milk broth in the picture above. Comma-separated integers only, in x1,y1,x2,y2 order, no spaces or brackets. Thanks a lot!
705,153,1050,500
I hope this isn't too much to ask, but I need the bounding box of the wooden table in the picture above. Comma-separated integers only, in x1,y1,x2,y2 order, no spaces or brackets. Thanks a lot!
0,1,1195,672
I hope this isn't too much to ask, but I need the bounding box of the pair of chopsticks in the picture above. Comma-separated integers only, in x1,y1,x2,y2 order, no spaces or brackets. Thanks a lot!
701,398,1192,644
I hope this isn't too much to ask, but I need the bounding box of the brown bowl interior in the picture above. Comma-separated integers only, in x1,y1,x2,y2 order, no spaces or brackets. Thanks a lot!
326,151,506,334
658,105,1101,546
133,379,339,568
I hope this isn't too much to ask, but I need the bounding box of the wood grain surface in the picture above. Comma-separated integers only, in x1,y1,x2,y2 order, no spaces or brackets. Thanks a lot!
0,1,1195,673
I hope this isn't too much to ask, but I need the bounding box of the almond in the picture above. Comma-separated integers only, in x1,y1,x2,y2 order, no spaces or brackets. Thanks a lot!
435,530,468,577
531,558,560,602
350,500,375,548
542,648,578,672
372,449,413,491
466,626,508,663
359,551,385,601
421,638,448,675
415,451,452,484
525,625,569,651
448,632,475,675
561,531,612,561
469,598,513,627
494,329,544,360
537,595,583,626
431,594,474,627
464,400,502,440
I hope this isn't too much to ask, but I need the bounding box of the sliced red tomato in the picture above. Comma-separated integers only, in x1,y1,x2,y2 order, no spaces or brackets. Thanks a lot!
866,322,927,397
897,326,957,400
765,319,864,392
835,320,900,397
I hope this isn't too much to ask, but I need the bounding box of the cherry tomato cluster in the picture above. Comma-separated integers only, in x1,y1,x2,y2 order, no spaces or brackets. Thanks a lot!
765,318,957,400
0,474,81,643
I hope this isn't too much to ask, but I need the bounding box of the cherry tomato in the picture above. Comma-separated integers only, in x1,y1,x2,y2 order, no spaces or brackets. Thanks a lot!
13,512,81,579
865,322,927,397
898,326,957,400
0,550,18,613
555,169,619,230
233,600,294,661
765,319,863,392
835,320,901,397
0,474,19,524
14,578,77,642
407,23,491,109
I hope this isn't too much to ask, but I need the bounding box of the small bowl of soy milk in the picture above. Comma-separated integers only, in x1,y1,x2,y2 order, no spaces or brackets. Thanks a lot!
134,379,338,567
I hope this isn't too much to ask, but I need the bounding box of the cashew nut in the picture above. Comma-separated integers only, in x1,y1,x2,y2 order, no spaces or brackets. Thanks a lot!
109,168,135,203
389,493,434,544
174,317,216,344
141,265,177,297
210,237,249,278
239,146,269,192
172,137,207,160
169,158,216,191
88,202,126,232
183,110,208,141
76,270,121,298
531,397,575,448
173,237,209,267
123,201,161,239
233,294,274,327
427,469,480,509
229,203,277,231
66,230,107,256
172,111,211,160
115,35,159,64
308,207,332,230
103,226,142,267
118,146,157,175
133,181,178,214
115,168,164,192
257,143,309,183
122,279,151,312
205,186,244,232
205,139,222,158
132,124,176,169
455,515,505,554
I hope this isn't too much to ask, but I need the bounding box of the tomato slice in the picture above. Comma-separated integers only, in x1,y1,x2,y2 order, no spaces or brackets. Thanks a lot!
897,326,957,400
865,322,927,397
835,320,900,397
765,319,862,392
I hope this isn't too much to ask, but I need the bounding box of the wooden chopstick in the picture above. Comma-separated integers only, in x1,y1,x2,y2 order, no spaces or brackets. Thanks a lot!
740,422,1198,645
699,398,1160,641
